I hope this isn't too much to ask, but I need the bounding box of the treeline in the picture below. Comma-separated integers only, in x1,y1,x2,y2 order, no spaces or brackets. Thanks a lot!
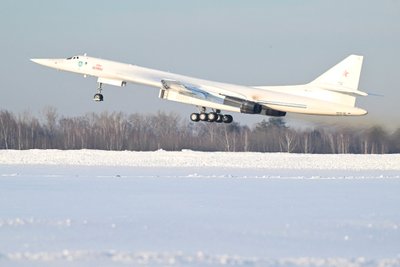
0,109,399,153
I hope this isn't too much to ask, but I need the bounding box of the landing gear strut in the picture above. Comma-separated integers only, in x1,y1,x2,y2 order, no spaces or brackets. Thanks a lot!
190,108,233,124
93,82,104,102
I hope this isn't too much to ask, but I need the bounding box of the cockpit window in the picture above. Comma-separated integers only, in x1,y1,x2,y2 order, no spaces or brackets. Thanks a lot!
66,55,80,60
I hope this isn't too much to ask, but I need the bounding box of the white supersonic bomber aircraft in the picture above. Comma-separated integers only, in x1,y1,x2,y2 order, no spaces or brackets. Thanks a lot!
31,54,368,123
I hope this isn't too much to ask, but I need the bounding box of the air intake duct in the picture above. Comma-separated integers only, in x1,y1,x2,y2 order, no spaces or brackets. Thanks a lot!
240,101,262,114
224,96,262,114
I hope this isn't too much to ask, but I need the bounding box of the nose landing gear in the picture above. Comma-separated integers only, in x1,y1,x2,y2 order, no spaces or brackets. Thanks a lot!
93,83,104,102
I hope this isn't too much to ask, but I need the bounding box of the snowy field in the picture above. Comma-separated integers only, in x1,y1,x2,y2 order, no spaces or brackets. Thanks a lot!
0,150,399,267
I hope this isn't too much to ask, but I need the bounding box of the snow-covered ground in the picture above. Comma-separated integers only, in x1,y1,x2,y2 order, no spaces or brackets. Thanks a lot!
1,149,399,170
0,150,399,267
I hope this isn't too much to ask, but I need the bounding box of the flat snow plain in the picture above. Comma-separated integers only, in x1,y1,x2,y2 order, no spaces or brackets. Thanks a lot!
0,150,399,267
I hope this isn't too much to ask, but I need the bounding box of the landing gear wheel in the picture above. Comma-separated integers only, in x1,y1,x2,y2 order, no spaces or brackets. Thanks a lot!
216,114,223,123
222,114,233,123
190,110,233,123
190,113,200,122
94,82,104,102
93,93,104,102
199,113,208,121
207,112,218,122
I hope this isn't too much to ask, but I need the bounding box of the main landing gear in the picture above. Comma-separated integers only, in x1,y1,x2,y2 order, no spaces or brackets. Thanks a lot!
190,109,233,124
93,83,104,102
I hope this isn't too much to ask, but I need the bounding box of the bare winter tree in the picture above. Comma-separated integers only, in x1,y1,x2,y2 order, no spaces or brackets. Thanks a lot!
279,128,298,153
0,111,16,149
0,109,396,154
389,128,400,153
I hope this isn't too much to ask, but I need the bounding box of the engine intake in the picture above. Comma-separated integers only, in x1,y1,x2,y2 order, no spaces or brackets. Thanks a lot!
224,96,262,114
240,101,262,114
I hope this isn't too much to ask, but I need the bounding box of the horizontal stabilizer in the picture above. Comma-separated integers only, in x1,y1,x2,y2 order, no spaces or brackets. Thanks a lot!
316,84,368,96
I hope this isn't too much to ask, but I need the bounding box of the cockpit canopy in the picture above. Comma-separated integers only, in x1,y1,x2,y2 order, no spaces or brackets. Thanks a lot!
66,56,80,60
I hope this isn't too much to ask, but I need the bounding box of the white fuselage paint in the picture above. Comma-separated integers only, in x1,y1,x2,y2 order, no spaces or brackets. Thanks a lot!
31,55,368,116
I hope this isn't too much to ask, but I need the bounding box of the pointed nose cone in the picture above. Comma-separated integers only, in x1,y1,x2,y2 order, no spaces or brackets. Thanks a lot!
30,58,58,68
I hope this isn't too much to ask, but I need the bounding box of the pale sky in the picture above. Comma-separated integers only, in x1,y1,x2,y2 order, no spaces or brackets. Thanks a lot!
1,0,399,130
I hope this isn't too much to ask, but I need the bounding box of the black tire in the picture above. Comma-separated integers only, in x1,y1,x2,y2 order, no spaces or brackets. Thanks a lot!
199,113,208,121
222,114,233,123
216,114,223,123
190,113,200,122
208,112,217,122
94,93,104,102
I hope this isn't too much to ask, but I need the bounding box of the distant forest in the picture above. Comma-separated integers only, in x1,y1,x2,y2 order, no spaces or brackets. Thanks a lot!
0,108,399,153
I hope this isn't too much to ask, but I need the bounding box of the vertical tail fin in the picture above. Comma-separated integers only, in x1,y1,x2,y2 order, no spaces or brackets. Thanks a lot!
310,55,366,94
309,55,367,107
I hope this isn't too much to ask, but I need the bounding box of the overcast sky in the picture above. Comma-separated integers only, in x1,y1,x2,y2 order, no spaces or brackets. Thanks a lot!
1,0,399,130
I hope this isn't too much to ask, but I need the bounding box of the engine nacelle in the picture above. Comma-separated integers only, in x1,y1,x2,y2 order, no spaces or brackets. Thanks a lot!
264,108,286,117
240,101,262,114
224,96,262,114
